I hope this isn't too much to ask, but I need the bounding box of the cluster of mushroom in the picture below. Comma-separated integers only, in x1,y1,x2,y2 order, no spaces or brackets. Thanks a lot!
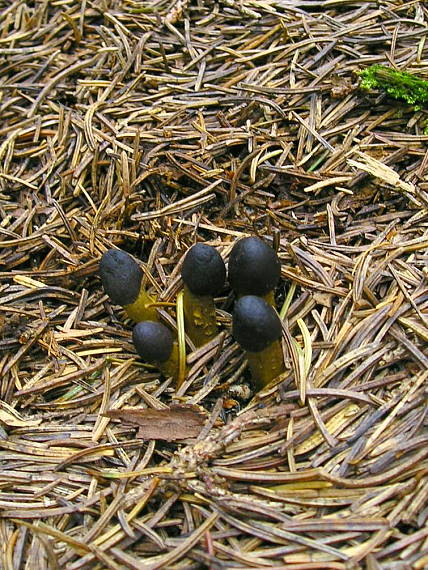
99,237,285,391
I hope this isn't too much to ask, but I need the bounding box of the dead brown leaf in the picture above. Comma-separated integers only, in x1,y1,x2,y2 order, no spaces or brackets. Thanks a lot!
103,405,206,441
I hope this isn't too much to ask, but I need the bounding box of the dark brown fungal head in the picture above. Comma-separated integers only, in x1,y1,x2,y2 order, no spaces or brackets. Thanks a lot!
181,243,226,296
228,236,280,297
99,249,142,306
232,295,282,353
132,321,173,363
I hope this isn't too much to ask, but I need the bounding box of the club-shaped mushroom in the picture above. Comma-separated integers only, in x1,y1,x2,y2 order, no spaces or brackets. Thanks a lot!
99,248,158,322
228,236,281,304
132,321,179,380
232,295,285,390
181,243,226,346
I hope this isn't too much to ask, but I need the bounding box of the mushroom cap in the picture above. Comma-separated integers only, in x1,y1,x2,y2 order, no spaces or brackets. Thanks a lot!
99,249,142,306
132,321,173,363
181,243,226,296
232,295,282,352
228,236,280,297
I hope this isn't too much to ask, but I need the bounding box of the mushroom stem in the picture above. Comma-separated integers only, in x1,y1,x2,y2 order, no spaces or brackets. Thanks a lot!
245,341,285,391
182,285,218,347
261,290,275,306
124,283,158,322
157,341,180,381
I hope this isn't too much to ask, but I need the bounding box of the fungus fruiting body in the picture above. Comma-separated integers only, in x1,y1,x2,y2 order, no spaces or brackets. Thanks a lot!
99,249,157,322
181,243,226,346
132,321,179,380
232,295,285,390
228,236,280,304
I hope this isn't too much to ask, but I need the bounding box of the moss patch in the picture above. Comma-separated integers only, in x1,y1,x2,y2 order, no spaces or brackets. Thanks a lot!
359,64,428,108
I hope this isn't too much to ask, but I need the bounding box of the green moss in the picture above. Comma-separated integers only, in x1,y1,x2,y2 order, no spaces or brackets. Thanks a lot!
359,65,428,108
